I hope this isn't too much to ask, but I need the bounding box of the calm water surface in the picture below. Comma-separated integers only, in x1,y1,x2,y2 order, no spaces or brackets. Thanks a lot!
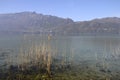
0,34,120,72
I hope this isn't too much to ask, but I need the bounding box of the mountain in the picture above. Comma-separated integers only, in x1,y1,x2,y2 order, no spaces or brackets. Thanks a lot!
72,17,120,35
0,12,74,34
0,12,120,35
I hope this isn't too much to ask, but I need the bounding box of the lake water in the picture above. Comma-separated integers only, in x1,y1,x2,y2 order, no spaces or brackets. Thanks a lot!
0,34,120,73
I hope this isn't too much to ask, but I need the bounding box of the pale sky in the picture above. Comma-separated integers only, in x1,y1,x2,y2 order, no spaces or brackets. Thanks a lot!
0,0,120,21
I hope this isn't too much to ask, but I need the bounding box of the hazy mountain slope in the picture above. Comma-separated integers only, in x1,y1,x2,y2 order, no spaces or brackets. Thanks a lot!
74,17,120,35
0,12,74,34
0,12,120,35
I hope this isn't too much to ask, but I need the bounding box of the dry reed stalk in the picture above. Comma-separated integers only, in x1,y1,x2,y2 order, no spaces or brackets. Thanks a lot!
37,45,41,60
20,46,30,71
29,46,34,62
46,35,52,76
61,45,67,67
46,52,52,76
70,48,74,64
43,43,47,65
15,34,58,76
19,47,23,64
102,40,109,70
35,45,38,63
5,53,12,68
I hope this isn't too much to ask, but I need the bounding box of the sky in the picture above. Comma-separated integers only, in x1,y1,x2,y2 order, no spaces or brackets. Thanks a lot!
0,0,120,21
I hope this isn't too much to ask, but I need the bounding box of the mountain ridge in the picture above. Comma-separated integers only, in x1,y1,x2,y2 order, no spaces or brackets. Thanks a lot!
0,12,120,35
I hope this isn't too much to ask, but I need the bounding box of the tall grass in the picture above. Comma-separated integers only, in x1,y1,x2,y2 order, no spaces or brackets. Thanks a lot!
4,34,74,77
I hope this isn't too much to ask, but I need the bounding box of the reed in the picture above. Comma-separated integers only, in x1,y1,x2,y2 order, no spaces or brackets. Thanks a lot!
3,34,74,79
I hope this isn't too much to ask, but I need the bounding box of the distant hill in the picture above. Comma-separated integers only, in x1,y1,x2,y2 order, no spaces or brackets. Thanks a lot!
0,12,120,35
73,17,120,35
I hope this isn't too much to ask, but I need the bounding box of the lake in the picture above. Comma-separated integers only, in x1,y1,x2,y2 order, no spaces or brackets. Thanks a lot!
0,34,120,79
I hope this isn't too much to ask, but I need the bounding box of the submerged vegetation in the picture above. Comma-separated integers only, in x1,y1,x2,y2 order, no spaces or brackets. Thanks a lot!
0,35,120,80
0,35,73,80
